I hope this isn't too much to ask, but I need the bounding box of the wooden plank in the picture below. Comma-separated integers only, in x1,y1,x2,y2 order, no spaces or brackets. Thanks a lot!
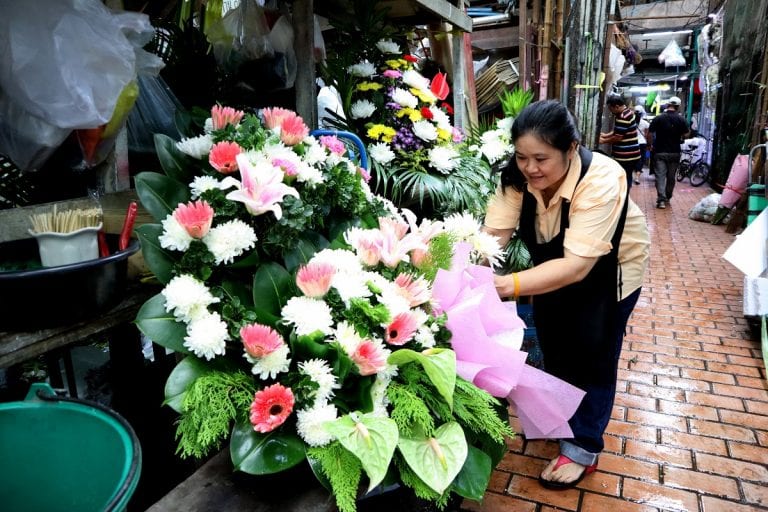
381,0,473,32
471,24,520,51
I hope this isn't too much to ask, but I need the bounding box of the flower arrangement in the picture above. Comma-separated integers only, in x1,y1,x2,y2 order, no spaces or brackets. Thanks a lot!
321,4,493,218
133,104,518,511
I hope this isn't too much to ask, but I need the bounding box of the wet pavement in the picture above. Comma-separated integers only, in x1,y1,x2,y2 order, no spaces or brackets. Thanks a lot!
463,172,768,511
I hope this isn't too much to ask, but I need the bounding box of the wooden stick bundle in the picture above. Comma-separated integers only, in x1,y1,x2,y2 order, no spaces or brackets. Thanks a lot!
29,205,103,234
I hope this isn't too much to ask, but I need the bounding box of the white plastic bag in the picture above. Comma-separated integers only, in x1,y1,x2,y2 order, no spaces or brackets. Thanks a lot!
658,40,686,67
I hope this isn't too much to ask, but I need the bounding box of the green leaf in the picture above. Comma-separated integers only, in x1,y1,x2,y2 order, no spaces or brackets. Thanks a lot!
228,249,261,269
387,348,456,410
230,422,306,474
283,236,319,272
164,356,211,412
135,293,189,354
135,224,177,284
154,133,197,183
397,422,468,495
451,445,492,501
324,412,399,492
252,262,293,323
134,171,191,222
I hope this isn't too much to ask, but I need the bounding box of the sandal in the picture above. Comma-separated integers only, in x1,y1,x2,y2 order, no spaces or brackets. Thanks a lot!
538,454,597,490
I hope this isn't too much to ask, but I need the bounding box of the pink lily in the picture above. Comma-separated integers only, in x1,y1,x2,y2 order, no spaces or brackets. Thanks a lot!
225,154,299,219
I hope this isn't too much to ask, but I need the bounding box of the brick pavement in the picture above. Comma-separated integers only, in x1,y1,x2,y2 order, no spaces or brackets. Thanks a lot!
463,173,768,512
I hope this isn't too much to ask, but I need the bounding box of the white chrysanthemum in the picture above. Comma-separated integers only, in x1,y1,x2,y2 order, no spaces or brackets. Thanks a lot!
281,297,334,336
370,364,398,417
333,321,364,355
376,282,411,318
261,140,298,163
470,231,505,268
299,359,340,403
247,344,291,380
347,60,376,77
415,325,436,348
162,274,220,323
295,165,324,186
312,249,363,274
183,311,229,360
176,134,213,159
332,271,373,305
159,213,193,251
412,120,438,142
190,176,227,199
350,99,376,119
480,129,511,164
497,116,514,133
203,118,214,134
296,403,338,447
368,142,396,164
401,69,431,91
427,145,460,174
429,106,452,131
203,219,257,265
325,153,343,168
303,138,327,165
376,38,401,54
391,88,418,109
443,212,482,239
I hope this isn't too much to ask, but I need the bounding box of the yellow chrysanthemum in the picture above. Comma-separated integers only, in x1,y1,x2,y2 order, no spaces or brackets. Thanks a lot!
437,128,452,141
385,59,404,69
367,124,397,143
357,82,384,92
411,87,437,104
396,108,423,122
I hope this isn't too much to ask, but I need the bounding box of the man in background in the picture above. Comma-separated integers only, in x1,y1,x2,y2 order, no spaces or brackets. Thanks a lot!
600,95,641,188
648,96,690,209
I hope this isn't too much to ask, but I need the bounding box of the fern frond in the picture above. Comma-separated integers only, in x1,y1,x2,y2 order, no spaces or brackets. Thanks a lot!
307,443,362,512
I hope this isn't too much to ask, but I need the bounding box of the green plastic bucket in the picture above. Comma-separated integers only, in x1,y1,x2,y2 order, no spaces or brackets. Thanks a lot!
748,184,767,225
0,383,142,512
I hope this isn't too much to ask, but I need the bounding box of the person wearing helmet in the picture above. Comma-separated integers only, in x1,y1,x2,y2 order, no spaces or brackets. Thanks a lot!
648,96,690,209
633,105,650,184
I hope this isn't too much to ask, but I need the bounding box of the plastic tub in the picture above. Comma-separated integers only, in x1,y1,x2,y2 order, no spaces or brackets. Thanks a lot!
0,234,139,331
0,383,142,512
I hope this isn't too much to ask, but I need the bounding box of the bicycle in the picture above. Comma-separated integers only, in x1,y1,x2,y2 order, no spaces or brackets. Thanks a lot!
676,144,710,187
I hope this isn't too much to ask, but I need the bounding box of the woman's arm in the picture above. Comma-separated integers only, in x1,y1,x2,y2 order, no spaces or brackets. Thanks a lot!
494,250,599,298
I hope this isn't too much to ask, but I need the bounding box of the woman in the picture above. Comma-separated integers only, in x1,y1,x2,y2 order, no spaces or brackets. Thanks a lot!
633,105,650,184
483,100,650,490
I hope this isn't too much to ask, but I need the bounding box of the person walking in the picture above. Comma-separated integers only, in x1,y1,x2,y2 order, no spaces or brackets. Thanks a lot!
599,95,641,188
633,105,650,184
648,96,690,209
483,100,650,490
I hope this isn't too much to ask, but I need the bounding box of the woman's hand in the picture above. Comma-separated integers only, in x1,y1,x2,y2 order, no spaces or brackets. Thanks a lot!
494,273,516,298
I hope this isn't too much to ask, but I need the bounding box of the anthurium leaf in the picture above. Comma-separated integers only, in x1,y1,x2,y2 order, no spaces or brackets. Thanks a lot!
230,422,306,474
135,294,189,355
135,224,177,284
397,421,468,495
164,356,211,412
387,348,456,409
154,133,197,183
252,262,293,324
283,232,329,272
134,171,191,222
451,445,492,501
324,412,399,492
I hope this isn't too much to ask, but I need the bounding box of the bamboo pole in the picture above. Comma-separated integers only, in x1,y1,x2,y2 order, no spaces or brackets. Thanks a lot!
553,0,565,100
541,0,554,100
519,0,528,91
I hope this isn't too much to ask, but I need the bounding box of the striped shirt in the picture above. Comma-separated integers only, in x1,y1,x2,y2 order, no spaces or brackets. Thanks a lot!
611,107,641,162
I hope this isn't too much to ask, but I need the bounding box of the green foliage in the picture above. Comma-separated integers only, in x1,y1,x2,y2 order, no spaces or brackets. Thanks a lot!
175,370,256,459
417,232,457,282
499,87,534,119
453,378,515,444
388,379,436,436
394,455,446,505
308,443,363,512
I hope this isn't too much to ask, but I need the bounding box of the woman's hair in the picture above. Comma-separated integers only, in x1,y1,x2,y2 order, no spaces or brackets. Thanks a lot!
501,100,581,191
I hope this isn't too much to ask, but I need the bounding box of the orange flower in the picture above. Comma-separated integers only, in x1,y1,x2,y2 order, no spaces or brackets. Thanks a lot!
261,107,295,130
249,383,295,433
279,114,310,146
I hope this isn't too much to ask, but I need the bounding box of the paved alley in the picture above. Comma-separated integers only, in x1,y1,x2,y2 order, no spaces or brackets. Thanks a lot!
465,174,768,512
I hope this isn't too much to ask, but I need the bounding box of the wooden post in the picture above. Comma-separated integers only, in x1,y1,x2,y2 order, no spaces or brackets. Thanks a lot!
540,0,553,100
553,0,565,99
519,0,528,91
292,0,317,129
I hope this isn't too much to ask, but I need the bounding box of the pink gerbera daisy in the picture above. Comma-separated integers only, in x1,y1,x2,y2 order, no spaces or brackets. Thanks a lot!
211,105,244,130
385,311,420,346
209,141,242,174
296,261,335,298
240,323,284,358
173,200,214,239
249,383,295,433
261,107,294,130
272,158,298,177
279,114,310,146
352,339,388,376
394,273,430,307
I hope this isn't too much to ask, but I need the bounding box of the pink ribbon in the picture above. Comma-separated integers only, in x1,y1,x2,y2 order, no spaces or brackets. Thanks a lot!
433,243,586,439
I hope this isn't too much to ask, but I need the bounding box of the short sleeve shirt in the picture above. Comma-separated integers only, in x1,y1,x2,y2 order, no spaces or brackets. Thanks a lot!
484,151,650,300
649,112,689,153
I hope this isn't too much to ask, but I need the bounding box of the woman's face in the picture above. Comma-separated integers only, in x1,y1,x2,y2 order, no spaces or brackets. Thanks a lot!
513,134,576,195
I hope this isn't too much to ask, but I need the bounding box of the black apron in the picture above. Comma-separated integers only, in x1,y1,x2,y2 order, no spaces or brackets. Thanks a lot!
517,147,629,387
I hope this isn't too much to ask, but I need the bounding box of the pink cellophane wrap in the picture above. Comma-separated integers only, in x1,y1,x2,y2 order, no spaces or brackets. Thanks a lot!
432,243,586,439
